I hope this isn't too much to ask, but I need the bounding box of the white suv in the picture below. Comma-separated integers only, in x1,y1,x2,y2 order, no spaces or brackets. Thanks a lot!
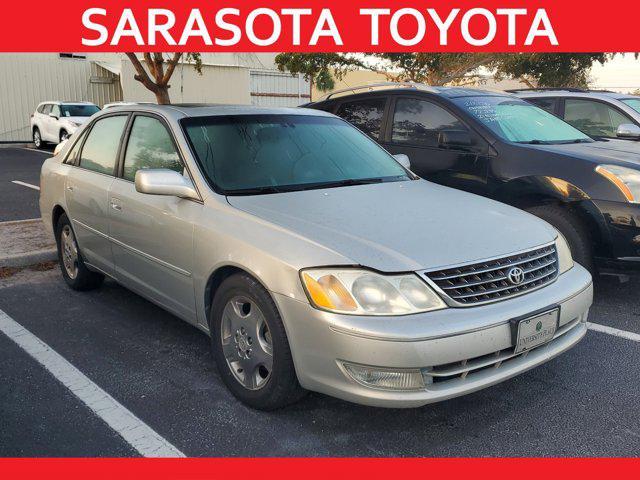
30,101,100,148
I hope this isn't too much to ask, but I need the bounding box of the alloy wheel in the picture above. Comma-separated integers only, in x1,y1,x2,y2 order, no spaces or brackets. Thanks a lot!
60,225,79,279
220,296,273,390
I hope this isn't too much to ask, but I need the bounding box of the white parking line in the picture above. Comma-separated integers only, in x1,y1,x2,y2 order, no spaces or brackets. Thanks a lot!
587,322,640,342
0,308,185,458
11,180,40,191
18,147,51,155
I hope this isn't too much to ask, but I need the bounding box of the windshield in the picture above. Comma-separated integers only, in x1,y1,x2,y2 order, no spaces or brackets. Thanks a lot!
621,98,640,114
452,96,592,144
182,114,411,194
61,104,100,117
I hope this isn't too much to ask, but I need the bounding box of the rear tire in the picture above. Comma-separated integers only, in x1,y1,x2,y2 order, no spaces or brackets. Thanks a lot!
525,204,594,273
209,273,306,410
33,128,44,149
55,213,104,291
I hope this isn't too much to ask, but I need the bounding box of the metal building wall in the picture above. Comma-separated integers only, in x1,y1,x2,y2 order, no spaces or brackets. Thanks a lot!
250,70,311,107
120,61,252,105
0,54,122,142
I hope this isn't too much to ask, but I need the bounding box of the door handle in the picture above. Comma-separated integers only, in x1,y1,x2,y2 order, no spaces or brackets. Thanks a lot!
110,198,123,212
66,186,74,192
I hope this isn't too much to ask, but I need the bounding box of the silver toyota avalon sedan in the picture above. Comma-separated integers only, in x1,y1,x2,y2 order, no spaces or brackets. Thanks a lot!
39,104,593,409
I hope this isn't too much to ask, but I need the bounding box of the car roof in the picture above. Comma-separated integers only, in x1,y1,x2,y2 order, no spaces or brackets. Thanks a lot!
512,90,636,101
100,103,336,120
310,83,515,104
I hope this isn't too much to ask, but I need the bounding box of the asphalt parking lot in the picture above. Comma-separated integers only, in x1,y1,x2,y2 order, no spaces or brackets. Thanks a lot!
1,147,639,457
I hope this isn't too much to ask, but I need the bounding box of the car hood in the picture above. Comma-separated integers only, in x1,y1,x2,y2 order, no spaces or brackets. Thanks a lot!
525,140,640,169
61,116,92,124
227,180,557,272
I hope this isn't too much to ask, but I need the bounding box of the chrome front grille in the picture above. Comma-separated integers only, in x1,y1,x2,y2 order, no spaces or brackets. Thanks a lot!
424,244,558,306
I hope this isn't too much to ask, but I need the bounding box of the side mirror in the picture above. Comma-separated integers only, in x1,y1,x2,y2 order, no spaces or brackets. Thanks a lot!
53,140,67,156
49,112,59,120
438,130,473,148
135,169,198,199
616,124,640,140
393,153,411,170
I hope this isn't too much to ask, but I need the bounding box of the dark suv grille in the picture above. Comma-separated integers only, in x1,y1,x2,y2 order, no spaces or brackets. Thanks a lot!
424,245,558,306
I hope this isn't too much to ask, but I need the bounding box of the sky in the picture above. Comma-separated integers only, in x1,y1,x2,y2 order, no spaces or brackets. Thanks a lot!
590,54,640,93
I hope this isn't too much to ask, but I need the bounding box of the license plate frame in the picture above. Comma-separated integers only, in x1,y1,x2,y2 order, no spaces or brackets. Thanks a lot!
511,307,559,354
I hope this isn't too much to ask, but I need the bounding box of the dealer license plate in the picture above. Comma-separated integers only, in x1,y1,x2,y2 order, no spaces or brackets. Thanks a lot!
514,309,559,354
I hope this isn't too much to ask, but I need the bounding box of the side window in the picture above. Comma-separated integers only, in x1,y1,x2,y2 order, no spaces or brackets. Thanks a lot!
564,99,634,137
51,105,61,118
528,98,557,114
79,116,127,175
123,116,183,182
335,98,386,139
392,98,467,147
41,104,52,115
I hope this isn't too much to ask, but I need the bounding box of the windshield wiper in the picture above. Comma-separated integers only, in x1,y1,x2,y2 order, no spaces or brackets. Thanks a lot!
226,185,285,195
518,139,551,145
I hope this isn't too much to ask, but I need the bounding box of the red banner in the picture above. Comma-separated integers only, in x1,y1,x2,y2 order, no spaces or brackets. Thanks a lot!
1,0,639,52
0,458,639,480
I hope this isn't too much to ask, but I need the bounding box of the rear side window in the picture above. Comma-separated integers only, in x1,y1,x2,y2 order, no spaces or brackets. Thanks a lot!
41,104,52,115
528,98,557,114
79,116,127,175
564,99,633,137
123,116,183,182
335,98,386,139
392,98,467,147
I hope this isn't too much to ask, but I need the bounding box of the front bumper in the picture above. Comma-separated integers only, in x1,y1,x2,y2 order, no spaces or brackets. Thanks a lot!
274,264,592,408
590,199,640,273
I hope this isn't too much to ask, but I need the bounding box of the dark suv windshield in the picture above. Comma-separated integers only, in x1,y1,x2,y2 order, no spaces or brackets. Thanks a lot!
61,104,100,117
452,96,592,144
182,114,411,195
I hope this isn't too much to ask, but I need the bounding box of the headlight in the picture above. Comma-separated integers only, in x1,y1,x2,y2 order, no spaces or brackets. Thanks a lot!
555,233,574,274
595,164,640,203
300,268,446,315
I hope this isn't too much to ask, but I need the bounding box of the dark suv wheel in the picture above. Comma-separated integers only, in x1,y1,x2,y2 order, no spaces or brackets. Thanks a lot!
526,204,594,273
209,272,306,410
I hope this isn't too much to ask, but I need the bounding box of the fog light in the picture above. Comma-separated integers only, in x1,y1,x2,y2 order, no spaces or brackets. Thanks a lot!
341,362,425,391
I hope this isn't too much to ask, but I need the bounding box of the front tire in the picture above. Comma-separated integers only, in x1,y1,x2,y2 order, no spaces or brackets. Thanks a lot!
55,213,104,290
526,204,594,273
210,273,305,410
59,129,69,143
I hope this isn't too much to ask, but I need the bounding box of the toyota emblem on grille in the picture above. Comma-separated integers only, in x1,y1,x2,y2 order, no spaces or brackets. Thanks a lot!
507,267,525,285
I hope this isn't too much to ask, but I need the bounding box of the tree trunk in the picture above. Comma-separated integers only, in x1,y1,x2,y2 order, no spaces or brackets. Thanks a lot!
154,87,171,105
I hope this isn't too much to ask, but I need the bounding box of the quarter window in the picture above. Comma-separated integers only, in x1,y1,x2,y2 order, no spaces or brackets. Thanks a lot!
335,98,386,139
79,116,127,175
564,99,633,137
123,116,183,182
392,98,467,147
528,98,557,114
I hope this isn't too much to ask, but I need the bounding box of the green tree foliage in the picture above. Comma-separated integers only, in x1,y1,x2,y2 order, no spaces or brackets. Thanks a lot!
494,53,612,88
275,52,618,92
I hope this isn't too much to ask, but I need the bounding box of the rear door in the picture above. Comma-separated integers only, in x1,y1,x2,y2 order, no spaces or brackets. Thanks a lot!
64,114,129,276
108,113,202,322
381,96,490,195
334,96,389,142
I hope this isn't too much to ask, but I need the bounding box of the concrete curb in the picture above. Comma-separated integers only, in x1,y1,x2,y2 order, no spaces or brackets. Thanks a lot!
0,218,57,268
1,249,57,268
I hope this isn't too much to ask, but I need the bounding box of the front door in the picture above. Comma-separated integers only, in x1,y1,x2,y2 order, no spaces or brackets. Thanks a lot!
381,97,490,196
108,114,201,321
64,114,129,276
